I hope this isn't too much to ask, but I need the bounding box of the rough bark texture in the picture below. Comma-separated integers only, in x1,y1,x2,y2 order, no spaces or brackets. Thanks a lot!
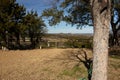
91,0,111,80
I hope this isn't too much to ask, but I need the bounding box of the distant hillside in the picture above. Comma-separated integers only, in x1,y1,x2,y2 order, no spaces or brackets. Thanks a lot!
44,33,93,40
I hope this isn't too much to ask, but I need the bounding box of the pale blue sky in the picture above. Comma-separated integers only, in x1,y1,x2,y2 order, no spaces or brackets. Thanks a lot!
16,0,93,33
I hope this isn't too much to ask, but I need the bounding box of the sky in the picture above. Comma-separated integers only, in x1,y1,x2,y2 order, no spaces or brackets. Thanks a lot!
16,0,93,34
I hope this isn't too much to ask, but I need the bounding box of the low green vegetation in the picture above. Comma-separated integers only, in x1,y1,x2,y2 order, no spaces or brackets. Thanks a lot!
65,39,92,48
59,65,87,79
42,33,93,49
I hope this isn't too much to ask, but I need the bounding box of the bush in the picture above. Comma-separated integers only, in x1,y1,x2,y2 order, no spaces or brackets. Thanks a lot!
64,39,92,48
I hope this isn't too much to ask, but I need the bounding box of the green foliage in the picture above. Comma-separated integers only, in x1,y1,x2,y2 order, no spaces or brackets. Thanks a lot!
0,0,17,46
79,78,87,80
42,8,63,26
65,39,92,48
60,65,85,77
42,0,92,27
0,0,47,49
42,0,120,47
61,67,80,76
42,0,119,28
23,10,46,47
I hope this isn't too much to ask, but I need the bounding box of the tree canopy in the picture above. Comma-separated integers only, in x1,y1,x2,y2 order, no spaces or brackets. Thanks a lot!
42,0,120,46
41,0,119,80
42,0,92,27
23,10,46,47
0,0,46,49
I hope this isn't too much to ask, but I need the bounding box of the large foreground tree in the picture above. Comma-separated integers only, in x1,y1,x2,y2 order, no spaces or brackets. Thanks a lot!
42,0,111,80
90,0,111,80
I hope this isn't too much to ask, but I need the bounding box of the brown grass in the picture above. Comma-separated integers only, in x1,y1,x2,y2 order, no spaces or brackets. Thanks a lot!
0,48,120,80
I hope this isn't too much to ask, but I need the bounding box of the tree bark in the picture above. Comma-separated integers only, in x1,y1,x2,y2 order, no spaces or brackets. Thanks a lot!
16,32,20,46
91,0,111,80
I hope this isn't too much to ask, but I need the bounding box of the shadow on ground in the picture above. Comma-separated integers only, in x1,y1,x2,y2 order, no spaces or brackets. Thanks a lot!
52,48,93,80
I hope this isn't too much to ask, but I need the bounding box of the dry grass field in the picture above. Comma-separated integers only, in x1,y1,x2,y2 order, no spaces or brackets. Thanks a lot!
0,48,120,80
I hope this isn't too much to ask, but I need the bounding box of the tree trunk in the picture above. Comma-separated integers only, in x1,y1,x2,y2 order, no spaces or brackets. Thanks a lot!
111,11,119,46
91,0,111,80
111,23,119,46
110,0,120,46
16,32,20,46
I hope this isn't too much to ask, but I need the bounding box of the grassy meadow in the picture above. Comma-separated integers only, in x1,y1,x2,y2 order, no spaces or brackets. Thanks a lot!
0,48,120,80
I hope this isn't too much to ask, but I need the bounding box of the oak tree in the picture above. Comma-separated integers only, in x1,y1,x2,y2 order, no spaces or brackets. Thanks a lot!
42,0,112,80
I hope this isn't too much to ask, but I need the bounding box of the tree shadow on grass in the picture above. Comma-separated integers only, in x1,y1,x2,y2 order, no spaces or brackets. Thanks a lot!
53,49,93,80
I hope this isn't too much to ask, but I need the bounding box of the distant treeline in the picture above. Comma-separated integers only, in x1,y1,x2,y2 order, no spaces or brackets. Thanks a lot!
41,33,93,49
